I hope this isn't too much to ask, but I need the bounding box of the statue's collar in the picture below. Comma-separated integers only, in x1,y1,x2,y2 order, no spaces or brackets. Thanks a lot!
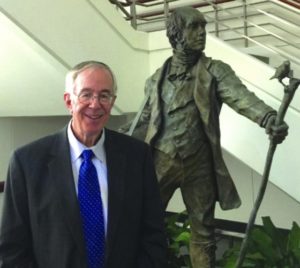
168,49,202,81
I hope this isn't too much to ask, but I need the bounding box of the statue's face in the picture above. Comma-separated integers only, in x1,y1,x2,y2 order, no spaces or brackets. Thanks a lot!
179,12,207,52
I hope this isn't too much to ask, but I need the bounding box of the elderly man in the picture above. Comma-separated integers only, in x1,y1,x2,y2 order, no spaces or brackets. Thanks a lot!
125,7,288,268
0,61,167,268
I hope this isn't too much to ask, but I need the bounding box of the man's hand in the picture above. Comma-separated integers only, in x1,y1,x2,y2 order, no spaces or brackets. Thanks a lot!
265,114,289,144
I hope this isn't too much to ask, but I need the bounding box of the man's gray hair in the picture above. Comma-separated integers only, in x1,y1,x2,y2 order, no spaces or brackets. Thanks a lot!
65,60,118,95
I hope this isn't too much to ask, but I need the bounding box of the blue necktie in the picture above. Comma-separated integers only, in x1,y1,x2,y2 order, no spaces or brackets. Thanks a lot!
78,150,105,268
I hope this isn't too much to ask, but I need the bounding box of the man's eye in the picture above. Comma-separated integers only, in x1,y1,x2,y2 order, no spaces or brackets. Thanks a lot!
80,92,91,97
100,94,109,99
80,92,92,99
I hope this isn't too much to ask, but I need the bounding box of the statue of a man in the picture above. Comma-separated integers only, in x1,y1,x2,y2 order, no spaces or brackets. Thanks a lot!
123,6,288,267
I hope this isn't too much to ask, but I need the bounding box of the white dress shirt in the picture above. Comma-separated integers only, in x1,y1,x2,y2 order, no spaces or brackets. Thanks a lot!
67,122,108,234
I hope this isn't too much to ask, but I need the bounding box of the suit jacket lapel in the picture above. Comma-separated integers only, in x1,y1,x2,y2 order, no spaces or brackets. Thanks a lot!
104,129,126,260
48,127,86,260
193,55,213,126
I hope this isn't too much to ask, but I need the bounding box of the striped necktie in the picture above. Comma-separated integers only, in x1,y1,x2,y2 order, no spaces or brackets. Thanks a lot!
78,149,105,268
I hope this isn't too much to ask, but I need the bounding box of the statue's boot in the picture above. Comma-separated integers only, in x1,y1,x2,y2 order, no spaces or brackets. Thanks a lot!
189,241,216,268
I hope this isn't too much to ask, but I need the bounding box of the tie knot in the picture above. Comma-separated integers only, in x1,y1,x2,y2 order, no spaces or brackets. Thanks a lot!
81,149,94,162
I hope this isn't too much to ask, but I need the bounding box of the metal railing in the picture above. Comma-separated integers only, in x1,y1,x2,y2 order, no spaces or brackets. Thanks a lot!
109,0,300,73
202,0,300,66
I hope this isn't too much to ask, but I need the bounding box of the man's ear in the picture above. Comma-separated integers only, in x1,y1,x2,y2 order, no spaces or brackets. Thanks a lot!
64,92,73,113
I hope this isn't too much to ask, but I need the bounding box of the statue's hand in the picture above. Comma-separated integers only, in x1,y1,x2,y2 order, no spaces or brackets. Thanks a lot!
265,115,289,144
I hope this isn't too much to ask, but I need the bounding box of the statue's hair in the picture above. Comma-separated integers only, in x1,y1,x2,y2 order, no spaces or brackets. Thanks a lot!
65,60,117,95
166,7,207,48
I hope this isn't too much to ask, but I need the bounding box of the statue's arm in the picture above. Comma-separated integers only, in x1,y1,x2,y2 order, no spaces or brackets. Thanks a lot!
210,60,288,143
211,60,276,125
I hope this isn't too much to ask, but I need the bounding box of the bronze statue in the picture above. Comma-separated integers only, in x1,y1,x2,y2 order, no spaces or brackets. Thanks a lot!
121,7,288,267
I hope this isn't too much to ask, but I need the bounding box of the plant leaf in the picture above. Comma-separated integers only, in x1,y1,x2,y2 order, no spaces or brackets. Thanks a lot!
251,228,280,265
175,231,191,244
287,221,300,264
261,216,286,256
287,221,300,251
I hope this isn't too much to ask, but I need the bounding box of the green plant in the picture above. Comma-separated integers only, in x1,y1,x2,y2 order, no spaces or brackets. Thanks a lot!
217,216,300,268
165,211,192,268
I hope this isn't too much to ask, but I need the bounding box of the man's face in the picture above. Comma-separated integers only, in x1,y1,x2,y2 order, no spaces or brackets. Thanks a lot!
180,12,207,52
64,67,115,146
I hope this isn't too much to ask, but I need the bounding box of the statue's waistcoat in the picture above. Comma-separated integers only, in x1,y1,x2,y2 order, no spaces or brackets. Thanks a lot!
154,68,208,159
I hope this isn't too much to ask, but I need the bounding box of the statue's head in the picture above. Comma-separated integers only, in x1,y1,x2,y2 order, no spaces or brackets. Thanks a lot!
166,7,207,52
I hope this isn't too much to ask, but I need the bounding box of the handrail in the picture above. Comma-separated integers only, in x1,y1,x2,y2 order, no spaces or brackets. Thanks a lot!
203,2,300,49
133,0,176,8
130,0,235,20
211,22,300,40
202,0,300,65
109,0,132,18
278,0,300,9
202,0,299,39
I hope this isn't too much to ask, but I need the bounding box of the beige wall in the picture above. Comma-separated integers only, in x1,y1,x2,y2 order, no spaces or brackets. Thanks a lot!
0,117,68,218
0,117,70,181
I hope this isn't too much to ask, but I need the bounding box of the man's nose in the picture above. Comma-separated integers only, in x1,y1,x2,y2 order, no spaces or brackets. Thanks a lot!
89,96,102,107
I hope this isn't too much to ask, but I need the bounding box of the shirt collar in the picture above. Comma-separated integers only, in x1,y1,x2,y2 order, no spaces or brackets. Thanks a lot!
67,120,106,164
168,59,193,81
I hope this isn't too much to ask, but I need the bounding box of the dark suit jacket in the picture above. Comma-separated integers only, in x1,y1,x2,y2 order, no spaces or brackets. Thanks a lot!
0,127,166,268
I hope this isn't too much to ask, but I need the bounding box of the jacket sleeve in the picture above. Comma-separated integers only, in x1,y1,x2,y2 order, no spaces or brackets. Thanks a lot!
119,76,154,141
0,152,35,268
210,60,276,126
